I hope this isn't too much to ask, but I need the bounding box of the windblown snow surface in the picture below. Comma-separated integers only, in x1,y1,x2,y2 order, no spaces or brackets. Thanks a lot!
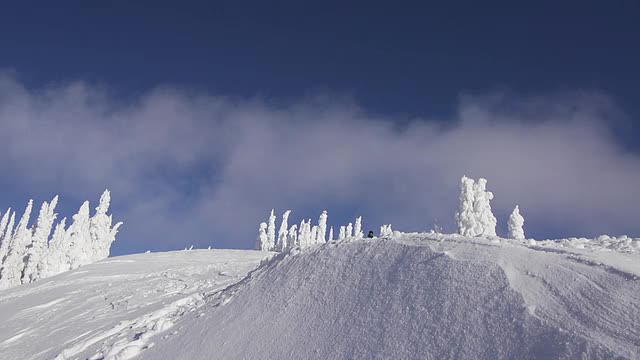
1,234,639,359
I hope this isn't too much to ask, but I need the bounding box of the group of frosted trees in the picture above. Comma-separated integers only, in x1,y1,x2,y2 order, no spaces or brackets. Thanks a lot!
258,176,525,253
257,210,391,252
456,176,525,240
0,190,122,290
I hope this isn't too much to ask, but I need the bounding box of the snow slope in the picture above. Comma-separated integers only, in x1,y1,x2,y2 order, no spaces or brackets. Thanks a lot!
141,234,640,360
1,234,639,359
0,249,270,360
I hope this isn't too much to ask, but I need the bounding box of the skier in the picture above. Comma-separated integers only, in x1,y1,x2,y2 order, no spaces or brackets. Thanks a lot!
367,231,375,238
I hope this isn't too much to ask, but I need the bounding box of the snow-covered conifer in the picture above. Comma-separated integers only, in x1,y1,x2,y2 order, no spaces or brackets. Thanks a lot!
65,201,92,269
338,226,346,240
0,209,12,262
287,224,298,249
276,210,291,252
298,219,313,249
0,211,16,265
380,224,393,237
267,209,276,251
0,210,9,244
354,216,363,238
23,197,58,284
0,200,34,289
317,210,328,244
508,206,525,240
310,226,318,245
328,226,334,242
257,222,269,251
89,190,123,263
346,223,353,238
39,217,67,278
473,178,497,236
456,176,477,237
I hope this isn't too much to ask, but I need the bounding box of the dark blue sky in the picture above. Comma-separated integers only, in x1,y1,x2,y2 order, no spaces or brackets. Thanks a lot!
1,1,639,131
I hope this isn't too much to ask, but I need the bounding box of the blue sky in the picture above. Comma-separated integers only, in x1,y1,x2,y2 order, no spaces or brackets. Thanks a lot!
0,2,639,254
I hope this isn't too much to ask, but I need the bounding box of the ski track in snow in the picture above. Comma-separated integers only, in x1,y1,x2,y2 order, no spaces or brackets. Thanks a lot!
0,249,271,360
0,234,639,359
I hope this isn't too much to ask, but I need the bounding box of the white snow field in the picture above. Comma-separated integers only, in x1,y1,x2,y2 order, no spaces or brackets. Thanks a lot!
1,233,639,359
0,249,270,360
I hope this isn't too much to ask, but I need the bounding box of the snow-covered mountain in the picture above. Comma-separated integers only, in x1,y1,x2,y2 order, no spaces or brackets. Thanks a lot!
1,232,638,359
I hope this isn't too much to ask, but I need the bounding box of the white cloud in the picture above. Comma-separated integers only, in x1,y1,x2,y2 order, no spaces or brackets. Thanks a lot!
0,74,638,253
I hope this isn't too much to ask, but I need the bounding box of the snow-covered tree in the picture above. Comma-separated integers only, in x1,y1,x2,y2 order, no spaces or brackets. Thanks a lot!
455,176,497,237
0,191,122,288
0,209,10,244
287,224,298,249
317,210,328,244
508,206,525,240
0,209,13,263
65,201,92,270
380,224,393,237
298,219,313,249
39,217,68,278
276,210,291,251
346,223,353,238
338,226,346,240
473,178,497,236
0,200,34,289
328,226,334,242
354,216,363,238
89,190,123,263
22,197,59,284
310,226,318,245
267,210,276,251
257,222,269,251
456,176,477,236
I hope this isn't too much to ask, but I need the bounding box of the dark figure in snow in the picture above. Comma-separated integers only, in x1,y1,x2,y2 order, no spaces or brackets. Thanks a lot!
367,231,375,238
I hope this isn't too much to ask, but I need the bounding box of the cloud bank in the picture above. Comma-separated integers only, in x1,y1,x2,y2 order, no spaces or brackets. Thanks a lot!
0,74,638,254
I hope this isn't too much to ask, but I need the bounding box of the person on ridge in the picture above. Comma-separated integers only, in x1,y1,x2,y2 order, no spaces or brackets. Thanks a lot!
367,231,375,238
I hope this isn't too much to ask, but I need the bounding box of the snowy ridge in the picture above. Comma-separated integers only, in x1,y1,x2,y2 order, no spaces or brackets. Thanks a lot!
139,233,639,360
1,233,639,359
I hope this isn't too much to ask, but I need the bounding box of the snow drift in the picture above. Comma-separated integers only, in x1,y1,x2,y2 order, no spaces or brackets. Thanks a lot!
143,233,639,359
1,233,639,359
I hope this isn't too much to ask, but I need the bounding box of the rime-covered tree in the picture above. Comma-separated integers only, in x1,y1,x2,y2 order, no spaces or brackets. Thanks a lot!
276,210,291,251
339,226,346,240
346,223,353,239
380,224,393,237
310,226,318,245
257,222,269,251
89,190,123,263
22,197,59,284
455,176,496,237
473,178,497,236
298,219,313,249
65,201,92,270
317,210,328,244
39,217,68,278
267,209,276,251
287,224,298,250
0,209,13,263
0,210,9,244
328,226,334,242
456,176,477,236
354,216,363,238
0,200,34,289
508,206,525,240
